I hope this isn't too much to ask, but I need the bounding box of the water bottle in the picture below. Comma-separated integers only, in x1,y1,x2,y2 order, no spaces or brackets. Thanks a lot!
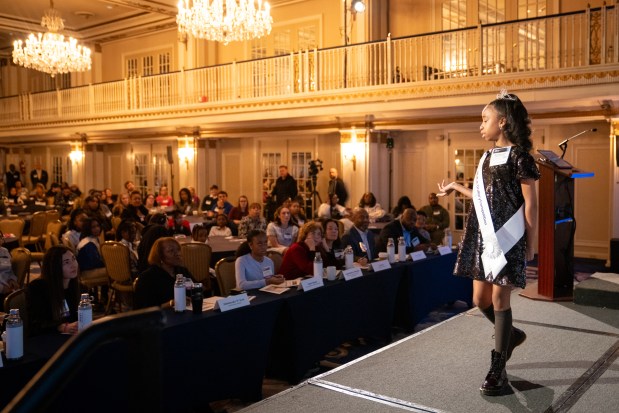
313,252,323,278
174,274,186,312
387,238,395,263
344,246,354,269
5,308,24,360
398,236,406,262
78,293,93,332
444,228,453,247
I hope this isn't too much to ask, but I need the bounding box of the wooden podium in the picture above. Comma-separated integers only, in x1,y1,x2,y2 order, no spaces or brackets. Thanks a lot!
520,159,593,301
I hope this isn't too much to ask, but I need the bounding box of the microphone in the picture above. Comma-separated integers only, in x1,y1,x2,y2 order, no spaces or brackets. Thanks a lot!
558,128,597,147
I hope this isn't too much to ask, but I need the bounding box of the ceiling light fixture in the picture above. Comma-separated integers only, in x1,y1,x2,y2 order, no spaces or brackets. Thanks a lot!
12,0,92,78
177,0,273,45
351,0,366,13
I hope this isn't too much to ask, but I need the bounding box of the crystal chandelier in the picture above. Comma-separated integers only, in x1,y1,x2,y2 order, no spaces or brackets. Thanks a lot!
177,0,273,45
12,1,92,78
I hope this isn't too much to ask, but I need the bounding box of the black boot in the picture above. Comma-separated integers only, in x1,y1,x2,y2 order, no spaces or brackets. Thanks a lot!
506,327,526,361
480,350,508,396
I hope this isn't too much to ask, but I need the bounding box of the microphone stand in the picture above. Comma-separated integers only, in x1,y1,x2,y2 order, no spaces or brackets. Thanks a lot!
558,129,596,159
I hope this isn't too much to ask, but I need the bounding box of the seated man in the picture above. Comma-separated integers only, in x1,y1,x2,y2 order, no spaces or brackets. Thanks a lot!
316,194,348,220
415,211,432,241
377,208,431,253
341,208,377,266
238,202,267,239
208,190,233,218
419,192,450,244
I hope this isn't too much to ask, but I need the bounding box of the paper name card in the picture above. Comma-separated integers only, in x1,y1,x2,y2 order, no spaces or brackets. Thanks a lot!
410,251,427,261
342,267,363,281
371,260,392,272
214,293,251,312
438,246,452,255
299,277,324,292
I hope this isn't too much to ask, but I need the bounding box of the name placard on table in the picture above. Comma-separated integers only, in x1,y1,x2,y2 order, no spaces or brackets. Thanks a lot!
299,276,324,292
437,246,453,255
215,293,251,312
371,260,392,272
342,267,363,281
410,250,427,261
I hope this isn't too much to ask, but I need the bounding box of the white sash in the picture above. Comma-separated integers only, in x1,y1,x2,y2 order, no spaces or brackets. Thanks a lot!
473,149,525,280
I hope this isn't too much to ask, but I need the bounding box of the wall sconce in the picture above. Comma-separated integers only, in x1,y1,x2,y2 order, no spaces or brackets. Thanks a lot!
341,127,365,171
69,135,86,162
177,136,195,169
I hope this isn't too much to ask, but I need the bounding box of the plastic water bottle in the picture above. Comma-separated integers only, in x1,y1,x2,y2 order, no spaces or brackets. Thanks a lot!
5,308,24,360
398,236,406,262
78,293,93,332
344,246,354,269
387,238,395,263
174,274,186,312
313,252,323,278
444,228,453,248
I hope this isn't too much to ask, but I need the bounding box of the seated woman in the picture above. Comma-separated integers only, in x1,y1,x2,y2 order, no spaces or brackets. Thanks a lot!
62,208,88,251
358,192,386,222
156,185,174,208
191,224,209,243
266,206,299,254
76,216,108,304
176,187,199,215
391,195,415,219
279,221,326,279
144,193,157,210
116,219,139,278
112,192,130,218
30,183,48,205
289,196,307,226
235,230,284,290
27,245,79,336
122,191,149,225
228,195,249,225
209,214,232,237
321,219,344,269
134,237,192,309
0,231,18,303
168,210,191,237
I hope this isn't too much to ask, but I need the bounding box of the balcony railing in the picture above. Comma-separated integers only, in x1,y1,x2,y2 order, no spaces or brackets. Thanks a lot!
0,5,617,125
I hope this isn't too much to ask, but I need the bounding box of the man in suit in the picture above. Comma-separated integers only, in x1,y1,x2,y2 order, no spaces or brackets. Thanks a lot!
327,168,348,206
5,164,20,189
377,208,431,253
30,161,49,189
342,208,377,266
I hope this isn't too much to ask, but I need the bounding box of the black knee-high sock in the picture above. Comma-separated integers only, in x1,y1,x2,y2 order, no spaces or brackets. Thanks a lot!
494,309,513,353
480,304,495,324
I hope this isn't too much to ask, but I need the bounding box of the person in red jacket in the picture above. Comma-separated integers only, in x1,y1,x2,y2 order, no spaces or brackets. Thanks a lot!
279,221,326,280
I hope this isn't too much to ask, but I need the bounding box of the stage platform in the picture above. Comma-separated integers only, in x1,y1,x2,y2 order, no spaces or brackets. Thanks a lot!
241,291,619,413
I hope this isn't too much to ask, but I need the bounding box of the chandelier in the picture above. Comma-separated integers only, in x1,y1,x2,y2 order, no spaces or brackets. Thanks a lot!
12,1,92,78
177,0,273,45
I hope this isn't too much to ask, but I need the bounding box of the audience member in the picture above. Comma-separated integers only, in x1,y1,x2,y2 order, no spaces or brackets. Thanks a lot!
62,209,88,251
30,183,48,204
6,187,22,205
76,217,107,300
327,168,348,206
102,188,116,208
83,195,114,239
112,192,130,217
228,195,249,225
176,187,199,215
238,202,267,239
122,190,149,224
419,192,450,244
377,208,430,253
341,208,376,265
116,219,139,278
289,196,307,226
0,231,18,302
156,185,174,208
5,164,20,189
30,161,48,189
391,195,415,219
137,213,170,273
209,214,232,237
358,192,386,222
124,180,136,193
235,230,284,290
168,210,191,237
26,245,79,336
188,186,201,207
144,193,156,210
134,237,192,309
321,219,344,269
271,165,297,206
191,224,209,243
208,190,233,217
55,184,77,216
317,193,348,219
46,182,61,199
279,222,326,279
14,180,29,202
266,205,299,254
200,184,219,211
415,211,432,241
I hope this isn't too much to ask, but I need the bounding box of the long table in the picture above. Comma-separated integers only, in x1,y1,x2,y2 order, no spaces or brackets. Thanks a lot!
0,253,472,410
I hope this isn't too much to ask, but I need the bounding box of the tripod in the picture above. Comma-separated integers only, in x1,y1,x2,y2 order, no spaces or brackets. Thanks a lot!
309,175,322,217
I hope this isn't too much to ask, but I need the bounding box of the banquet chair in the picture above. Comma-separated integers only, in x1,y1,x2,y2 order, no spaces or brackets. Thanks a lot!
40,219,63,248
181,242,213,295
22,210,47,251
31,226,63,267
4,289,28,334
215,256,237,297
101,241,135,314
0,218,25,248
11,247,32,287
266,250,283,274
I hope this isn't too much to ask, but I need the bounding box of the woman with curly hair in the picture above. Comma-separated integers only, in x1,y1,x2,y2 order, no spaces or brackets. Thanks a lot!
358,192,386,221
438,90,539,396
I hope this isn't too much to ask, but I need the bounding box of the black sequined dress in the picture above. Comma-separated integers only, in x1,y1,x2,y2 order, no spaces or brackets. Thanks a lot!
454,145,540,288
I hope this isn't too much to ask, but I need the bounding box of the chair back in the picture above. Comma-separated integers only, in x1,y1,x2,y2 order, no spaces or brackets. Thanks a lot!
111,216,122,231
214,256,237,296
11,247,32,287
181,242,212,292
46,220,64,240
4,289,28,333
0,218,25,246
100,241,132,284
45,210,61,226
266,250,284,274
28,211,48,239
